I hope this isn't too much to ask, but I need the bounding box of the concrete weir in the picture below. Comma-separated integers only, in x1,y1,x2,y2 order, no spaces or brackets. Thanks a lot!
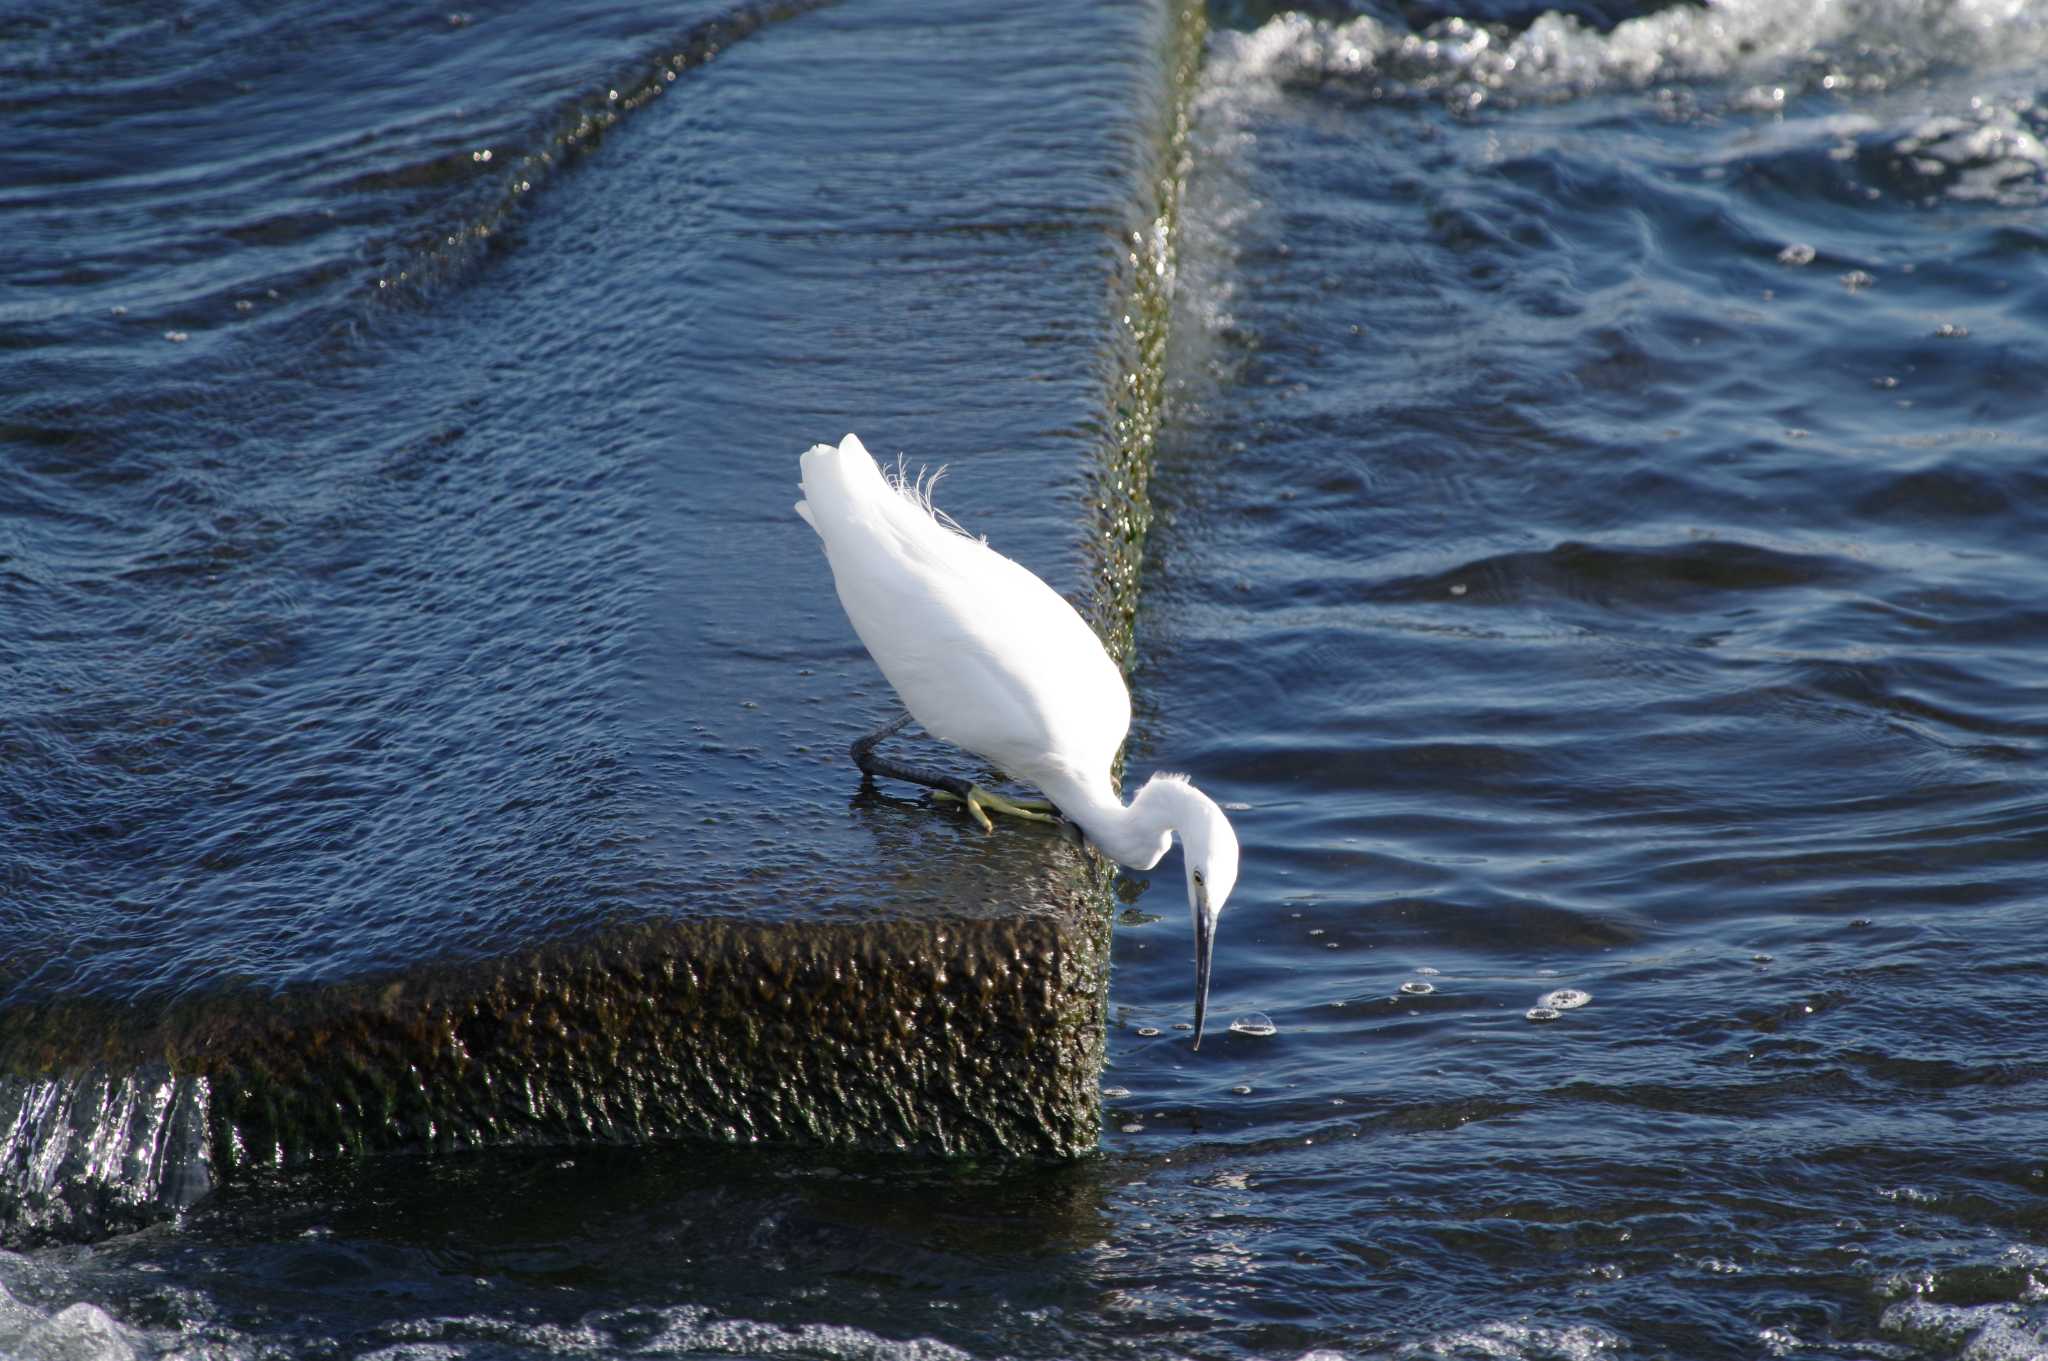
0,0,1200,1242
1,904,1108,1241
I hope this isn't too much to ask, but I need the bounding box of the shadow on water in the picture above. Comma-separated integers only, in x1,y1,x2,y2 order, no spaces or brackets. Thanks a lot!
33,1146,1126,1358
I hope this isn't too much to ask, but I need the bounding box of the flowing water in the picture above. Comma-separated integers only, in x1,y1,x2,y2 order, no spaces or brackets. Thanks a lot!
6,0,2048,1356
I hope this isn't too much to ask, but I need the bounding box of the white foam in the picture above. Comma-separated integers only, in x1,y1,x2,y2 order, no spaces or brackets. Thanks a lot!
1881,1300,2048,1359
631,1304,976,1360
1205,0,2048,109
1890,107,2048,204
1395,1317,1627,1359
364,1306,973,1361
0,1069,212,1243
0,1274,146,1361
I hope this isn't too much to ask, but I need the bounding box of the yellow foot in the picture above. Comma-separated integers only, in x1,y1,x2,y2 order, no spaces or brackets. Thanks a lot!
933,786,1062,833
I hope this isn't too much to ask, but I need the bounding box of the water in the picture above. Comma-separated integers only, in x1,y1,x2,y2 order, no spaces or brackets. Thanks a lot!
5,0,2048,1356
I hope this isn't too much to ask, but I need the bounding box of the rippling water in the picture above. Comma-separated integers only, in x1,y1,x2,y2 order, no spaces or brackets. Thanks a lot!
6,0,2048,1356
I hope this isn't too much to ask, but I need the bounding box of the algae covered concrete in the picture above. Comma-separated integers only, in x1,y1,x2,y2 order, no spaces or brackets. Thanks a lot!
0,849,1113,1243
0,831,1116,1243
203,908,1112,1161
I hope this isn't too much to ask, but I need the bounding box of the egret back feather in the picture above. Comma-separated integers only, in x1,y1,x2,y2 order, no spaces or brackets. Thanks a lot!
886,455,971,540
796,434,1129,792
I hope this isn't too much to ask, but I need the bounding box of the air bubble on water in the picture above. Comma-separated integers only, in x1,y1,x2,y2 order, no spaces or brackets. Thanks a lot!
1416,966,1440,975
1752,953,1773,964
1777,242,1817,265
1399,980,1435,996
1526,1007,1561,1022
1121,1123,1144,1134
1136,1026,1161,1038
1231,1085,1253,1096
1934,322,1969,338
1103,1086,1131,1099
163,331,189,342
1540,988,1591,1010
1759,1325,1800,1356
1229,1013,1277,1037
1841,269,1876,290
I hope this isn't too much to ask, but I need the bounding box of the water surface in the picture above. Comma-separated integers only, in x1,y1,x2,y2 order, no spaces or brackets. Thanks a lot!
6,0,2048,1356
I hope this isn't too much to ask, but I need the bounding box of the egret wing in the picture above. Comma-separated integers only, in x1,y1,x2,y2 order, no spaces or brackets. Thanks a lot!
798,436,1128,787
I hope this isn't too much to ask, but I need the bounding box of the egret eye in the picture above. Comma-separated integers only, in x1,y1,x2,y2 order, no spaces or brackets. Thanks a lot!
1192,869,1205,886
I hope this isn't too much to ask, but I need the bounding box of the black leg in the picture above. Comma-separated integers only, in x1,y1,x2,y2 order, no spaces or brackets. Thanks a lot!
846,712,1060,833
850,712,972,798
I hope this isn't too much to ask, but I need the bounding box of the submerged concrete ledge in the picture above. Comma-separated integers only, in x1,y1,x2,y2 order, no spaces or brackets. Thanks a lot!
0,0,1203,1245
0,889,1110,1242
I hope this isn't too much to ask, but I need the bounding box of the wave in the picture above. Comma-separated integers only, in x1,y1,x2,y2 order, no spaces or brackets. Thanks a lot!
1198,3,2048,210
1208,0,2048,109
1360,538,1867,612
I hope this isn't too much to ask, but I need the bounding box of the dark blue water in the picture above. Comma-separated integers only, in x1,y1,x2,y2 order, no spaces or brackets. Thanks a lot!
7,0,2048,1356
0,0,1136,1007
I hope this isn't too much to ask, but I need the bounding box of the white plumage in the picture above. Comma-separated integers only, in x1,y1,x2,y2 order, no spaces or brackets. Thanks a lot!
798,433,1239,1046
797,437,1124,797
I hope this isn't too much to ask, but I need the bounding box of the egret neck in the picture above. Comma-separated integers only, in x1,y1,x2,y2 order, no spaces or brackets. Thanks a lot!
1034,768,1177,870
1031,766,1241,1048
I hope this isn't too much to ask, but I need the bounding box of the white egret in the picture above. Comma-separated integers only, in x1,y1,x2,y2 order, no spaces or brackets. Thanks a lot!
796,433,1240,1046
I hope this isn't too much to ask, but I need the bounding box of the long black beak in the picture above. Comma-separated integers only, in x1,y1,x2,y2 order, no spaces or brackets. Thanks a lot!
1191,888,1214,1050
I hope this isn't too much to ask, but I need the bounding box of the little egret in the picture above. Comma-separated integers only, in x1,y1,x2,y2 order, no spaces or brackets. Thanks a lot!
796,433,1240,1046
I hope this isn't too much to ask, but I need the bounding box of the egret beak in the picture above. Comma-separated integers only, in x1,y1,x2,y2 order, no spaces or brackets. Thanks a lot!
1191,882,1214,1050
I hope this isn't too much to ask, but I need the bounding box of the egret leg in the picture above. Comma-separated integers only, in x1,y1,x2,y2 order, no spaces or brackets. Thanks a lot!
931,786,1062,833
848,714,1061,833
849,712,915,772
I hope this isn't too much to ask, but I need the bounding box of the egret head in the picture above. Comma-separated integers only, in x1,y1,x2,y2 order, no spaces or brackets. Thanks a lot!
1180,790,1239,1050
1093,772,1243,1048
